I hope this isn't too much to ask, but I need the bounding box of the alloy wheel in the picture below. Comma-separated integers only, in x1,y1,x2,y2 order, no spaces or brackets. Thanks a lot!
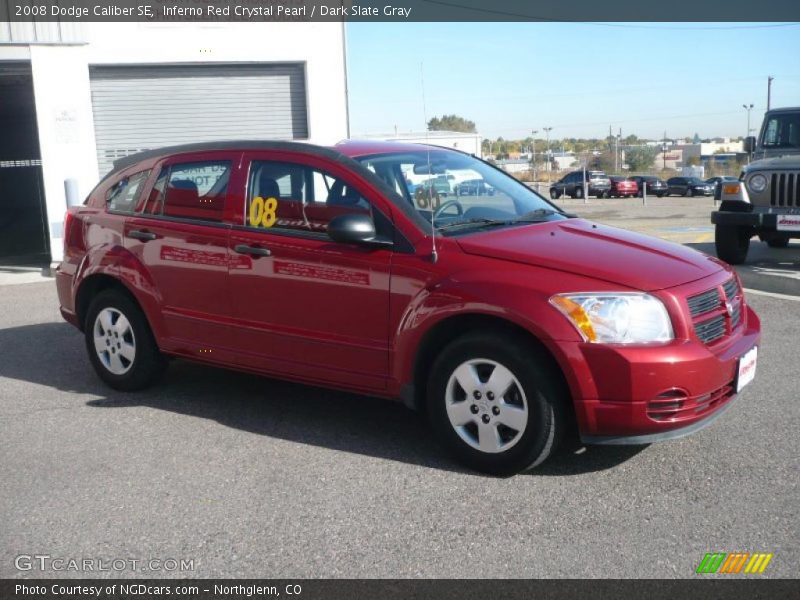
93,307,136,375
444,358,529,454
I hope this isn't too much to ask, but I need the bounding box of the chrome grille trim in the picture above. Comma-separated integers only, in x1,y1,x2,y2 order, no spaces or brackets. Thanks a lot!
695,315,726,344
722,277,738,300
687,288,721,317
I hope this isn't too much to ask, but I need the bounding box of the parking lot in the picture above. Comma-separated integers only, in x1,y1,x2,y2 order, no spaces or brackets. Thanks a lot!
1,201,798,579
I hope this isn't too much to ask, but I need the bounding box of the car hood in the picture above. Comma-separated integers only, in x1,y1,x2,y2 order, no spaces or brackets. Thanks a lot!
746,154,800,171
456,219,725,291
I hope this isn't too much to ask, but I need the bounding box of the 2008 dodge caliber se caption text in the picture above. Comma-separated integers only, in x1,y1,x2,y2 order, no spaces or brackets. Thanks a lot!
56,140,761,475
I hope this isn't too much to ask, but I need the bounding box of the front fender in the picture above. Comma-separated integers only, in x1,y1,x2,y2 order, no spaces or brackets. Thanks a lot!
390,264,611,398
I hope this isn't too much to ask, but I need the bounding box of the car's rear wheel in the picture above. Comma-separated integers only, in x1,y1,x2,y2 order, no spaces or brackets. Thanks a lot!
427,332,566,475
85,289,167,391
656,193,665,198
715,225,751,265
767,236,790,248
575,186,584,199
550,188,560,200
685,188,694,197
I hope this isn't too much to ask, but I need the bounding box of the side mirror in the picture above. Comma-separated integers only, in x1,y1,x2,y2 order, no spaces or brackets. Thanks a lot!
743,136,756,154
327,213,390,247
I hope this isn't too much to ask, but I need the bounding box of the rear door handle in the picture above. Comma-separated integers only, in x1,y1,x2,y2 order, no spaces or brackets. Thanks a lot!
129,230,158,241
234,244,272,257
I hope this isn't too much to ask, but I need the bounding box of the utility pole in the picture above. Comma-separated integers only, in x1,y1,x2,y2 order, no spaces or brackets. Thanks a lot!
531,129,538,183
767,76,774,111
662,130,668,171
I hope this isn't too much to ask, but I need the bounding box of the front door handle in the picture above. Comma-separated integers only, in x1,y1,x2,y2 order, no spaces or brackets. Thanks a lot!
129,229,157,241
234,244,272,257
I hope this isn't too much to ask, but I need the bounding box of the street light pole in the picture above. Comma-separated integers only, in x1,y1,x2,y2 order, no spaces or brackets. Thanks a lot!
743,103,754,138
543,127,553,175
531,129,538,185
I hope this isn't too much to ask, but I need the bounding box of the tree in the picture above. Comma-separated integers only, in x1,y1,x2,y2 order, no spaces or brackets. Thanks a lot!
625,146,659,172
427,114,477,133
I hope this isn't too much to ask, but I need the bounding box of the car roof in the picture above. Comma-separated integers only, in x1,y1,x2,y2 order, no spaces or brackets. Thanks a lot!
108,139,457,179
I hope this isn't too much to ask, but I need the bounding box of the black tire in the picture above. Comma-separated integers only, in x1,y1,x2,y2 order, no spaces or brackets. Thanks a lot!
767,237,790,248
685,188,694,197
575,186,584,199
656,193,665,198
85,289,167,391
550,188,560,200
427,332,566,476
715,225,751,265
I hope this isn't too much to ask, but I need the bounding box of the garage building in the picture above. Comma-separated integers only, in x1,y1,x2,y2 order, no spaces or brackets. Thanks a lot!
0,22,349,264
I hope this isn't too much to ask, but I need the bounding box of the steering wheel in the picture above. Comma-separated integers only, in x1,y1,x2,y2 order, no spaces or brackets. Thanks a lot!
433,199,464,221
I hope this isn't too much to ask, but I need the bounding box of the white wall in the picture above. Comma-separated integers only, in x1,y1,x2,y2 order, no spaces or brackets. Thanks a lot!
29,44,99,262
6,22,348,262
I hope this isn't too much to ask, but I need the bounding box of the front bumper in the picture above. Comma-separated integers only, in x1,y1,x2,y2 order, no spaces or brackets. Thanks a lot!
712,209,789,231
568,305,760,444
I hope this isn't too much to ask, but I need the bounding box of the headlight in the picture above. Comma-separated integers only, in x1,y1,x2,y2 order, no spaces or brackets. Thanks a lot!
748,174,768,193
550,293,674,344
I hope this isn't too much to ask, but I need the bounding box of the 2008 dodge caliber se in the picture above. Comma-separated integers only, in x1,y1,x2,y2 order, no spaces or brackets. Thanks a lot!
57,141,760,475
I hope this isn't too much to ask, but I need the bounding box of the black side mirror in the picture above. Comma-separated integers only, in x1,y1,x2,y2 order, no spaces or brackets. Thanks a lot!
744,136,755,154
327,213,391,247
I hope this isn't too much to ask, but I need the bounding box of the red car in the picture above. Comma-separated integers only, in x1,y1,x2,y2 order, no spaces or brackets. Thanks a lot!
56,141,760,475
608,176,638,198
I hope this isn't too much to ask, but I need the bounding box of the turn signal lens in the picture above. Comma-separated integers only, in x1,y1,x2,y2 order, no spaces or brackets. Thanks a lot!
550,296,597,342
721,183,741,195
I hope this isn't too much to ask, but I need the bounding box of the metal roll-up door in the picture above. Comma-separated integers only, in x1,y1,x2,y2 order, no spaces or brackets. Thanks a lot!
89,63,309,175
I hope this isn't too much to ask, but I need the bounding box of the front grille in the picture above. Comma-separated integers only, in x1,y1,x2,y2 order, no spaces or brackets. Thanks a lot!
723,277,739,300
687,288,721,317
695,315,726,344
770,172,800,207
647,381,735,422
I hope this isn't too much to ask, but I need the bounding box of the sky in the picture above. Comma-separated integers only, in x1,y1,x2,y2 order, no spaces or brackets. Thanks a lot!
345,22,800,141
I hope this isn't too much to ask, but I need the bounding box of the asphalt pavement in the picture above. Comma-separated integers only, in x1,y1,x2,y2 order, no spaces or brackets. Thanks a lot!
0,281,797,578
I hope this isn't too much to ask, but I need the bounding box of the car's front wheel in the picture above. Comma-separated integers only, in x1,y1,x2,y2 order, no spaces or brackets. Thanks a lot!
550,188,560,200
85,289,167,391
427,332,565,475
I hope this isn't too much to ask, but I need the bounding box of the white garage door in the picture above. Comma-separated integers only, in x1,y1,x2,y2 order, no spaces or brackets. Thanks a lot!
89,63,309,175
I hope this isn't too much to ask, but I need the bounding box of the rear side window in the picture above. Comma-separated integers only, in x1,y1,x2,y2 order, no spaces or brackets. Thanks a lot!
160,161,231,222
106,170,149,213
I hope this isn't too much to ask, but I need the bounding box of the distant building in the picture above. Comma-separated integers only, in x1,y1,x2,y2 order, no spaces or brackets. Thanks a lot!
358,130,482,157
496,159,531,174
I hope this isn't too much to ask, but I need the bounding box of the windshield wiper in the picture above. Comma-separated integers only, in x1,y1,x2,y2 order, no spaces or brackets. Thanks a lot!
436,217,507,231
510,208,576,222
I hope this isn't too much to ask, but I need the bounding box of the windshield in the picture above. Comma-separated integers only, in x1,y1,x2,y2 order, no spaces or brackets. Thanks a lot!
761,113,800,149
356,149,568,233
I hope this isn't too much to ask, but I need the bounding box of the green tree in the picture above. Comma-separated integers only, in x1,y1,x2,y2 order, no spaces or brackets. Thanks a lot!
427,114,477,133
625,146,659,172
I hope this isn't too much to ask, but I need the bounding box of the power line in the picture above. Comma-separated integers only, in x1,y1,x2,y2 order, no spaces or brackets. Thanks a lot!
420,1,800,30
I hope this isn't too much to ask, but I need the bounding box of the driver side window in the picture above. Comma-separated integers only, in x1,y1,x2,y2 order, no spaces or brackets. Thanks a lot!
246,160,373,235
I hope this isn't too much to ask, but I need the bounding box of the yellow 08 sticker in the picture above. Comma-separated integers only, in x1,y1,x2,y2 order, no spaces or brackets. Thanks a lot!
249,196,277,228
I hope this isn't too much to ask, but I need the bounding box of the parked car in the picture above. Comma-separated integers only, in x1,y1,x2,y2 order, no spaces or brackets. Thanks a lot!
550,170,612,199
456,178,494,196
419,175,452,196
608,176,638,198
56,140,760,476
628,175,667,198
712,106,800,264
666,177,715,197
705,176,739,193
